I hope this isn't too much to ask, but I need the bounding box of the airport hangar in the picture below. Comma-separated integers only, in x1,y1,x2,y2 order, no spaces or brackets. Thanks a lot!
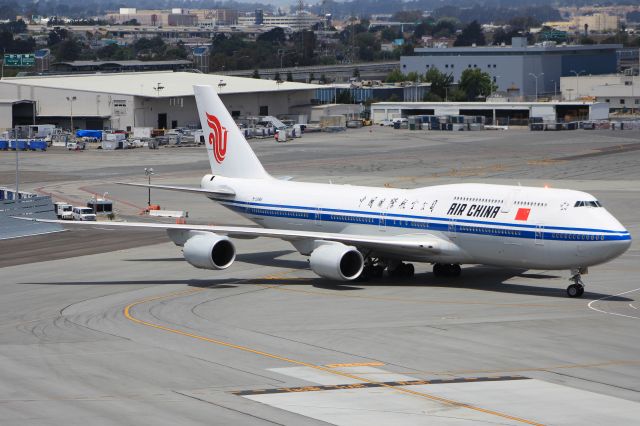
370,100,610,124
0,71,323,130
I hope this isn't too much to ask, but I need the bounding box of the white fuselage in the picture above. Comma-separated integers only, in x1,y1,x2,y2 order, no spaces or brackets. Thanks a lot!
202,175,631,270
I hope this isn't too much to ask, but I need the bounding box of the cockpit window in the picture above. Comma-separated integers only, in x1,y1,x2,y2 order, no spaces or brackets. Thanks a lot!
574,201,602,207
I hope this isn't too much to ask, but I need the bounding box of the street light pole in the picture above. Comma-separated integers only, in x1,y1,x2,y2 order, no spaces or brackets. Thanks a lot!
529,72,544,101
13,128,18,196
144,167,154,207
66,96,76,137
570,70,585,100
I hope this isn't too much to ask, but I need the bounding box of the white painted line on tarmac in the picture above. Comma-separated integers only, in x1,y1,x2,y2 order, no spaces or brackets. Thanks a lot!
629,304,638,310
587,287,640,320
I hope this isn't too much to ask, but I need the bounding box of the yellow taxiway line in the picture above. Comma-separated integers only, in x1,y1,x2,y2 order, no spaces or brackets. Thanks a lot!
123,285,543,426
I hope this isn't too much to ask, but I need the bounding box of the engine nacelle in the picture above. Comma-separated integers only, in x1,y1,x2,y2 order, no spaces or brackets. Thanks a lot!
309,243,364,281
183,233,236,270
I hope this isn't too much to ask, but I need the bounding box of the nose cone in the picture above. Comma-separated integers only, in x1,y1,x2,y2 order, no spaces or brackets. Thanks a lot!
609,234,632,259
600,210,632,262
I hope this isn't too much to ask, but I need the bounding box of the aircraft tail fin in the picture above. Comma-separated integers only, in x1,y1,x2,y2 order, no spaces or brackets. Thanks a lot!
193,85,270,180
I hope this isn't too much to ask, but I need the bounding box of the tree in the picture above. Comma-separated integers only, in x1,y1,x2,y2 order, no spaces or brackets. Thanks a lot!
392,10,423,23
413,21,433,41
454,20,485,47
406,71,420,82
355,32,379,61
252,69,260,79
432,18,458,38
381,27,400,42
48,28,69,47
423,68,453,99
385,69,405,83
56,38,82,61
458,68,496,101
257,27,286,44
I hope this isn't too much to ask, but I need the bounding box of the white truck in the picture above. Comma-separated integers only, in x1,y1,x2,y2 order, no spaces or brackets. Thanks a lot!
54,202,73,220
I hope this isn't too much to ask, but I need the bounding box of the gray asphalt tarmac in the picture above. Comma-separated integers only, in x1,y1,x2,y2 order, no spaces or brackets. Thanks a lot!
1,127,639,425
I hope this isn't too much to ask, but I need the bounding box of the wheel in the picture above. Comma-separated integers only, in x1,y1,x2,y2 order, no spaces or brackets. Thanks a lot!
372,265,384,278
404,263,415,277
567,284,583,298
450,264,461,277
433,264,443,277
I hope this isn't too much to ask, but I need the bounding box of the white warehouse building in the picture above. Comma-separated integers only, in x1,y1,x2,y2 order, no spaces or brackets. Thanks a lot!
0,72,322,131
371,101,609,124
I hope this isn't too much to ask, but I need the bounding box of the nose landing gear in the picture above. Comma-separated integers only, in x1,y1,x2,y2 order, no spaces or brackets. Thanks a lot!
567,268,587,297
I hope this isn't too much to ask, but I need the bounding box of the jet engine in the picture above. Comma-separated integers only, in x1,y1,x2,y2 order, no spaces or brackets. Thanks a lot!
309,243,364,281
183,233,236,270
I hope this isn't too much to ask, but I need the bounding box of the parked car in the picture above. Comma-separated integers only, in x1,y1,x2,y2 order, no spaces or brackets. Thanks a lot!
378,119,394,126
72,206,96,221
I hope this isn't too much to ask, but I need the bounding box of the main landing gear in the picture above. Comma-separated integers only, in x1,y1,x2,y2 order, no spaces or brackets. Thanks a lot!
433,263,461,277
358,257,415,281
388,262,415,278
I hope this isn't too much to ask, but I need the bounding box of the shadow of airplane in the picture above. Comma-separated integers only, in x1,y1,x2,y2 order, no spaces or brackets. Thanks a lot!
22,262,631,301
20,244,631,300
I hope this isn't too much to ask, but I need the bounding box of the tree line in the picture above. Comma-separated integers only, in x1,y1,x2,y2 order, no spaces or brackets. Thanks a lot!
386,67,497,102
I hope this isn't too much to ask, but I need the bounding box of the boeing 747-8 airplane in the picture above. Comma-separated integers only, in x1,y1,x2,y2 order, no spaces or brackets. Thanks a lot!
29,85,632,297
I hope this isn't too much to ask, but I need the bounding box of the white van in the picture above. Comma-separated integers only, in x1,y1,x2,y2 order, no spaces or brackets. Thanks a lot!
72,207,96,221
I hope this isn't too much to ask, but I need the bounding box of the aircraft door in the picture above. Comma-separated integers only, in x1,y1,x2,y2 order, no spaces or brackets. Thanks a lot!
378,208,386,230
314,206,323,227
535,224,544,245
448,218,457,238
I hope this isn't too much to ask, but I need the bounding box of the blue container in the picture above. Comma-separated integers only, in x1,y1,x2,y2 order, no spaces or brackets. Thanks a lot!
9,140,29,150
29,140,47,151
0,140,8,150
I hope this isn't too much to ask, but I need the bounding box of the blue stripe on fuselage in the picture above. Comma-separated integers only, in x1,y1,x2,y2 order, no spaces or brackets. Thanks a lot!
215,199,630,242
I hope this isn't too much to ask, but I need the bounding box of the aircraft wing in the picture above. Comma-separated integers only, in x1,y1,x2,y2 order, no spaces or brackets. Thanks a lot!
116,182,235,196
15,218,442,253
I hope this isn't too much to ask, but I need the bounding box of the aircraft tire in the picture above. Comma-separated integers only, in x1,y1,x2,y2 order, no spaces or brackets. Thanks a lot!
567,284,583,298
450,264,461,277
405,263,415,277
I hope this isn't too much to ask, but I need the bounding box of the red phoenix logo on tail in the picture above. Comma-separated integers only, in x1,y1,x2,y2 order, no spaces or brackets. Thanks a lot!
206,113,228,164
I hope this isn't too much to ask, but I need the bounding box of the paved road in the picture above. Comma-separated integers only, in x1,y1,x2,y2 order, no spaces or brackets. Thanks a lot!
1,127,639,425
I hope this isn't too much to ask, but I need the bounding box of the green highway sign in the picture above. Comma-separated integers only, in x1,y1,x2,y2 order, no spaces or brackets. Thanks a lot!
4,54,35,67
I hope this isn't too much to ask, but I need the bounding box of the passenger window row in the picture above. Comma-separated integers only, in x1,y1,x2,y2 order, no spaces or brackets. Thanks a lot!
454,196,503,203
515,201,547,207
552,233,604,240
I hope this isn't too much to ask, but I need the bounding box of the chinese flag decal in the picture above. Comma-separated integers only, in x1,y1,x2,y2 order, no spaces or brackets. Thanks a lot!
515,208,531,221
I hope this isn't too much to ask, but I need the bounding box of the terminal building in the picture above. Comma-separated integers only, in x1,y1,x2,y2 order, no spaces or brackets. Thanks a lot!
401,38,622,98
0,72,322,131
